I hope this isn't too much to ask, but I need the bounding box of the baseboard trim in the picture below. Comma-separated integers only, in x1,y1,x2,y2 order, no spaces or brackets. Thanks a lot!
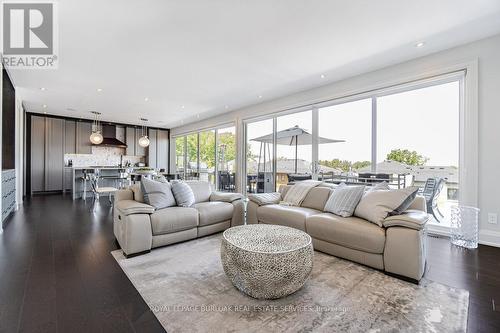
427,225,500,248
478,229,500,248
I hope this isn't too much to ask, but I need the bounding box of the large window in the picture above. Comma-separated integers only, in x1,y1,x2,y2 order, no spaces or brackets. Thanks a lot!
186,133,198,180
244,77,461,225
199,130,216,185
276,110,312,190
173,125,236,192
246,119,274,193
175,136,185,176
377,81,460,225
318,99,372,180
217,127,236,192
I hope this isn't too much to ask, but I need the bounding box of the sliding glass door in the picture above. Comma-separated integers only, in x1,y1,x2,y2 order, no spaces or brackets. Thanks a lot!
217,126,236,192
246,119,274,193
276,110,312,190
244,75,462,226
199,130,216,185
318,99,372,183
377,81,460,225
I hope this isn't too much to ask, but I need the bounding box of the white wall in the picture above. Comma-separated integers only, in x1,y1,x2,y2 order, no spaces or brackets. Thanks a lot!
171,33,500,246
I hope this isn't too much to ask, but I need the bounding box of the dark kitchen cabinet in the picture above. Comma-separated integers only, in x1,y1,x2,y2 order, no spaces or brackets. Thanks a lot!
30,115,64,193
126,126,136,156
76,121,92,154
157,129,169,170
148,129,157,168
64,120,76,153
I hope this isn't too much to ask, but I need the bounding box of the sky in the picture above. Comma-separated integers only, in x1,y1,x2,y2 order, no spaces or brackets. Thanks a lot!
247,81,460,167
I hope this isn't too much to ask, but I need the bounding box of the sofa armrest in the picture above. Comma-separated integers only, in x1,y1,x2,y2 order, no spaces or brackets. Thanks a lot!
407,195,427,213
248,192,282,206
383,209,429,230
210,191,243,203
115,200,155,216
115,189,133,202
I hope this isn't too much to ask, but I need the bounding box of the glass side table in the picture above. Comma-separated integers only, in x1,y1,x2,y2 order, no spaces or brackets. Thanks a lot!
450,205,479,249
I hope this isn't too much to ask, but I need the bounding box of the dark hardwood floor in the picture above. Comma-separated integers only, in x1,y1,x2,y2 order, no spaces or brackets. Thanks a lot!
1,194,499,332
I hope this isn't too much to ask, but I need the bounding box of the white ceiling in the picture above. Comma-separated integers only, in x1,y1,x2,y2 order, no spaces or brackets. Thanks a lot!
9,0,500,128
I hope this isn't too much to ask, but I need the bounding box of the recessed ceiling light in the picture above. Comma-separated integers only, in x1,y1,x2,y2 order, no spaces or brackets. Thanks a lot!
144,97,149,102
225,105,229,109
258,95,263,99
181,105,185,109
196,114,200,119
40,87,46,91
43,111,47,114
96,88,103,92
415,41,425,48
320,74,325,79
42,104,47,108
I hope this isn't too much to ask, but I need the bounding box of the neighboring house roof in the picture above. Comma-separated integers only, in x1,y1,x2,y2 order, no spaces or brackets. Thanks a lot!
358,160,458,183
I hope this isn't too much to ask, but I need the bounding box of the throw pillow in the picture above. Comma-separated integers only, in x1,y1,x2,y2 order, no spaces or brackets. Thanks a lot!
323,183,365,217
369,181,390,191
171,181,196,207
354,186,420,227
140,178,176,210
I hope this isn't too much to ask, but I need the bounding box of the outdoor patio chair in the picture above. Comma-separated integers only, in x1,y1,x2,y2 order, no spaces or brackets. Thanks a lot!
421,177,445,222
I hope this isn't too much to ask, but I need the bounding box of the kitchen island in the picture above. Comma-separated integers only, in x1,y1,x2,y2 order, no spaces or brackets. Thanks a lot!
68,166,152,200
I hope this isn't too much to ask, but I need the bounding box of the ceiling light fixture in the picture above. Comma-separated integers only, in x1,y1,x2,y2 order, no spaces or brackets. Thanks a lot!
138,118,150,147
144,97,149,102
96,88,103,92
40,87,46,91
181,105,185,109
258,95,263,99
89,111,104,145
225,105,229,109
196,114,200,119
320,74,325,78
415,41,425,48
42,104,48,109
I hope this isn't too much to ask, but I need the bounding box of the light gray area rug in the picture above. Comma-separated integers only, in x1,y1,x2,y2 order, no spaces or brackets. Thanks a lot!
112,235,469,333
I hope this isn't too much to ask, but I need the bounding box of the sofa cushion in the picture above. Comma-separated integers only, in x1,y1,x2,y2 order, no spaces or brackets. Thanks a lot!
301,187,332,211
186,181,212,203
323,183,365,217
193,201,234,226
140,178,176,209
115,199,155,216
171,181,196,207
257,204,320,231
354,186,419,227
306,213,386,254
150,207,199,235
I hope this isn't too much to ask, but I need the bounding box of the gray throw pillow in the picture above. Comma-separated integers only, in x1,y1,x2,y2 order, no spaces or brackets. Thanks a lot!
171,181,196,207
354,186,420,227
323,183,365,217
140,178,176,210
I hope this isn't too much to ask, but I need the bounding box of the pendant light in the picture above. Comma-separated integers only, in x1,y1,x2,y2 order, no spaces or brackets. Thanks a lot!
89,111,103,145
138,118,150,147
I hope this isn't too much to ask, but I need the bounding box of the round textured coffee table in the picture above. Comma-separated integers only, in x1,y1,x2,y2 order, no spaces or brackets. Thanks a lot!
221,224,313,299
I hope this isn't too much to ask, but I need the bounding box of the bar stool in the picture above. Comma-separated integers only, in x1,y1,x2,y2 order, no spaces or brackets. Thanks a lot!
89,170,118,206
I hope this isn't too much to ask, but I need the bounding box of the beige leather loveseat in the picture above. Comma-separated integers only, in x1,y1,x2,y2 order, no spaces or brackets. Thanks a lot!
247,184,429,282
113,181,244,257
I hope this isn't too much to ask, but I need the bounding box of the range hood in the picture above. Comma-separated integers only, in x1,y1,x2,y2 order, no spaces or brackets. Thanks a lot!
93,124,127,148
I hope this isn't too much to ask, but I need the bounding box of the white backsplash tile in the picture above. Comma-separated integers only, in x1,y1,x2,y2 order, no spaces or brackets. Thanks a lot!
65,146,144,167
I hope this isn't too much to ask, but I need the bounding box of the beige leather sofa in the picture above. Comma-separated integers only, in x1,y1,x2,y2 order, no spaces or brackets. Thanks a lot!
113,181,244,257
247,184,429,282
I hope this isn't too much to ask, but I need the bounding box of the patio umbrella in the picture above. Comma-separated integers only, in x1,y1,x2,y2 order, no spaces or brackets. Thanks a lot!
251,125,345,174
